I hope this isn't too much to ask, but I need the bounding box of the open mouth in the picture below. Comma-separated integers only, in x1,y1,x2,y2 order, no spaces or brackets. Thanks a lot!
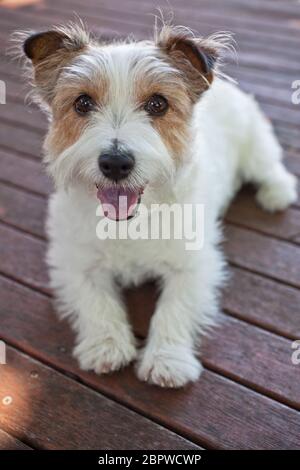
96,186,144,221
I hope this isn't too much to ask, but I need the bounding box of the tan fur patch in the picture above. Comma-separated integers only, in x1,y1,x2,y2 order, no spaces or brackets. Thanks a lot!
45,73,109,157
44,106,87,158
34,49,87,104
152,106,192,163
133,57,193,161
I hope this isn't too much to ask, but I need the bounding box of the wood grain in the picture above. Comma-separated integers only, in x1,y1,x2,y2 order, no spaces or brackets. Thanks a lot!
225,187,300,241
223,266,300,338
225,225,300,287
0,224,49,293
0,149,52,197
0,183,46,237
0,121,42,159
0,428,32,450
0,346,200,450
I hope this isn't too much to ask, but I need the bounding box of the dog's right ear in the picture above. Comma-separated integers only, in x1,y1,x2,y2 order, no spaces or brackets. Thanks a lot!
17,24,90,104
23,30,70,64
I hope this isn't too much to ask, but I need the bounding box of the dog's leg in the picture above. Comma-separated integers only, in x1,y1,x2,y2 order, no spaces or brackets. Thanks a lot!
241,98,297,212
136,244,223,388
63,275,137,374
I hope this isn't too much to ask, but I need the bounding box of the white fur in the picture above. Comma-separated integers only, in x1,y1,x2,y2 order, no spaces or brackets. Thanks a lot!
45,42,297,388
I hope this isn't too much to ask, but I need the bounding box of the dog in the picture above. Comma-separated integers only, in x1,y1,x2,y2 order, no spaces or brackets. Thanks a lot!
16,20,297,388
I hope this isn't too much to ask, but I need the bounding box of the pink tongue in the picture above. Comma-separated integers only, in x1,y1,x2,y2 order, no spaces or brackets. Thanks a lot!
97,187,140,220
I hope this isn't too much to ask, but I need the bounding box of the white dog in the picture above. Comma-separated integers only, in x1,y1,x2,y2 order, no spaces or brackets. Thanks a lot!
18,21,297,387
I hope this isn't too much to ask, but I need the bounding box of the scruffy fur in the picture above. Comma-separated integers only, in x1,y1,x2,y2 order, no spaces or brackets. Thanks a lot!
16,21,297,387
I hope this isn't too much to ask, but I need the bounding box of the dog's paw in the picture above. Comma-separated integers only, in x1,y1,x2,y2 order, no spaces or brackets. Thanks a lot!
256,172,297,212
136,344,203,388
73,333,137,375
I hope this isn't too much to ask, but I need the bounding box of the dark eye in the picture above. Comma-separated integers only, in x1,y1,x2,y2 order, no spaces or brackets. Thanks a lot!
74,94,95,115
144,94,168,116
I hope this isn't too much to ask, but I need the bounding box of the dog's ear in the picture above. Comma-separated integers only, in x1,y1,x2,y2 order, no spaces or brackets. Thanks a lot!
23,30,70,64
157,26,224,102
17,24,90,104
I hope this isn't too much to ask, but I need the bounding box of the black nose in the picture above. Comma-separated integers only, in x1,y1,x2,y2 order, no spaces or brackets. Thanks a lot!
98,149,135,181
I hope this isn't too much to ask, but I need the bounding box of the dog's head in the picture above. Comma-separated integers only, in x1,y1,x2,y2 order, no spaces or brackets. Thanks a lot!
20,21,226,219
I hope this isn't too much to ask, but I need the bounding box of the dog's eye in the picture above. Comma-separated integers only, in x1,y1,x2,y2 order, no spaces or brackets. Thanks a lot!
144,94,168,116
74,94,95,115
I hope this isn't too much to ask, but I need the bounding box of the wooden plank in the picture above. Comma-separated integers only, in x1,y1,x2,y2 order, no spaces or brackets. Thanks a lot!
285,150,300,177
0,121,42,159
0,183,46,237
275,125,300,153
293,234,300,244
96,368,300,449
92,0,300,30
228,62,300,88
202,315,300,408
225,225,300,287
11,0,300,40
1,1,300,54
0,98,46,134
0,223,49,293
0,276,299,449
0,75,30,104
0,346,199,450
260,102,300,130
296,181,300,209
223,0,300,17
223,266,300,339
0,428,32,450
1,0,299,46
0,149,52,197
225,187,300,241
238,78,297,110
1,2,297,70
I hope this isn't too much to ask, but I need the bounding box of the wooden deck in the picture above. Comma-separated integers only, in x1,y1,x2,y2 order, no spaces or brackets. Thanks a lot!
0,0,300,450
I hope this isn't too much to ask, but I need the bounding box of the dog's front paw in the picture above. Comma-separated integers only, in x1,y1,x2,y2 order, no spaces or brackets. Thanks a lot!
136,344,203,388
73,332,137,375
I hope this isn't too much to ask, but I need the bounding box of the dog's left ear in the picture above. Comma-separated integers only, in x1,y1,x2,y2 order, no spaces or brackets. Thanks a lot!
157,27,221,101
